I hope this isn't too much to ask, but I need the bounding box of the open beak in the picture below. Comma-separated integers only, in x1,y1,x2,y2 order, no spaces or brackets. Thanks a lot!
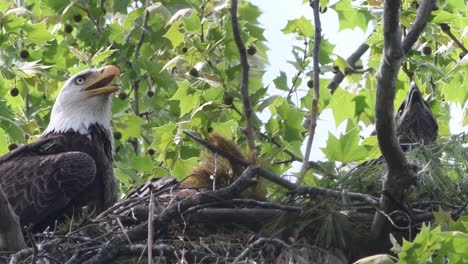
83,65,120,96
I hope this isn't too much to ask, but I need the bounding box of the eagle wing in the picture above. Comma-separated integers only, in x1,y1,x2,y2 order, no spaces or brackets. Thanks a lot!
0,138,96,227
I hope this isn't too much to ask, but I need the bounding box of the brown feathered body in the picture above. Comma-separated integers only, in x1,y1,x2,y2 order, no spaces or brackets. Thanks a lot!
396,82,438,149
180,133,266,200
0,126,116,227
0,65,120,229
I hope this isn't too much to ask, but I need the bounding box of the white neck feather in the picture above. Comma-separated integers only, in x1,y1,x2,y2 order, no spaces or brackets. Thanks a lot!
42,96,112,137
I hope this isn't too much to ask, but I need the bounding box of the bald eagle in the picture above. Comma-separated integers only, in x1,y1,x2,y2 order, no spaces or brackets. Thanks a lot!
396,82,438,149
0,65,120,228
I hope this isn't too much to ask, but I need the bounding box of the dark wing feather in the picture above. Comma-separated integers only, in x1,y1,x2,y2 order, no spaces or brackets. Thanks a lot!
0,139,96,227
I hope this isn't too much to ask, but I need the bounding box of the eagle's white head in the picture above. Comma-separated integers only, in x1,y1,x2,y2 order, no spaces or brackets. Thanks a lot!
43,65,120,136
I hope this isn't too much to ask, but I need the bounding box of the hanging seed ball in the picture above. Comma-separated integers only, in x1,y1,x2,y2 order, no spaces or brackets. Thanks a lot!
147,148,155,156
247,45,257,56
223,95,234,105
422,46,432,56
73,13,83,22
113,131,122,140
8,143,18,151
189,68,199,77
64,24,73,33
181,47,188,53
146,90,155,97
307,79,314,88
10,87,19,97
19,49,29,59
118,91,128,100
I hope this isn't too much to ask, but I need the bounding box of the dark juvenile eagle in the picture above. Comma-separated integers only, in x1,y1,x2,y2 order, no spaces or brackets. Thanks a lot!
396,82,438,149
0,65,120,228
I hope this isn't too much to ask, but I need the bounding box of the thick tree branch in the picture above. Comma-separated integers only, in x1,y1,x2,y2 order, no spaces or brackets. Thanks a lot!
369,0,435,253
299,0,322,181
230,0,257,160
0,186,26,252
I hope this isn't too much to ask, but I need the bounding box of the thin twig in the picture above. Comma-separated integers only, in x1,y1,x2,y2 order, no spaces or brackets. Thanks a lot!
230,0,257,160
286,40,309,99
299,0,322,181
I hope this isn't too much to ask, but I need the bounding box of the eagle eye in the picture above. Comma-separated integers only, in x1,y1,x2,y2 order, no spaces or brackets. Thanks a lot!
75,76,86,85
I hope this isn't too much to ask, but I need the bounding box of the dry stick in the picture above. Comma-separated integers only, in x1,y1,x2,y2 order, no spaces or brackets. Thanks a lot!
230,0,257,160
184,131,379,206
82,166,259,264
369,0,435,254
147,190,154,264
299,0,322,181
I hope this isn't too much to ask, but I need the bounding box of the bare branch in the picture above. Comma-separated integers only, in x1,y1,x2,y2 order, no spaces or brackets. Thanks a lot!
295,186,379,206
230,0,257,160
327,43,370,93
299,0,322,181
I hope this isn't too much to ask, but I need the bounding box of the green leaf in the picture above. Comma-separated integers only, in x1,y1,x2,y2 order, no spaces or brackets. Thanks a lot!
22,21,54,44
431,10,460,23
0,117,25,143
276,101,305,141
331,0,372,31
321,120,368,163
91,46,116,66
440,68,468,104
151,122,176,155
211,120,239,139
163,20,184,48
129,155,154,173
329,88,356,126
183,11,201,33
281,17,314,37
116,114,144,141
273,71,288,91
170,81,201,117
172,157,198,178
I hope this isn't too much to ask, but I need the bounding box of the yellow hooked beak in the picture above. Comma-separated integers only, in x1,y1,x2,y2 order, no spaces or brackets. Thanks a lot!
83,65,120,96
